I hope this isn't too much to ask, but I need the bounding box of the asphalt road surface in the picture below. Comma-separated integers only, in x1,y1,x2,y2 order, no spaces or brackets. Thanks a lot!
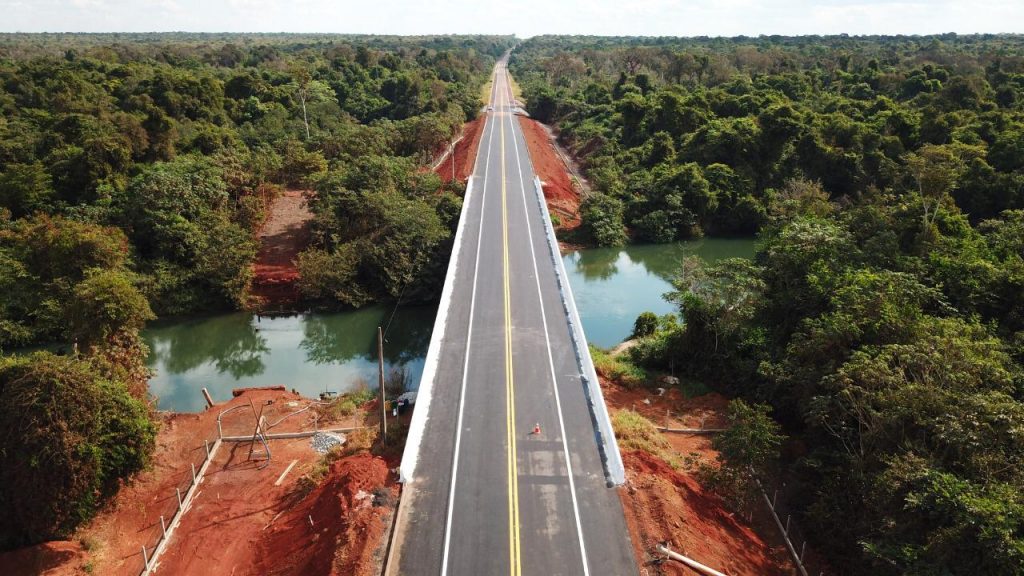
392,57,638,576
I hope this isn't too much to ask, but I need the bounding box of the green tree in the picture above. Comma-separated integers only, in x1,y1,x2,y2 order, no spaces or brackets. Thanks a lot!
0,353,156,548
700,399,784,510
580,193,627,246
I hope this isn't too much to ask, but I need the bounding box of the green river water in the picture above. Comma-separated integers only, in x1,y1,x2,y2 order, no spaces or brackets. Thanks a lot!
143,238,756,412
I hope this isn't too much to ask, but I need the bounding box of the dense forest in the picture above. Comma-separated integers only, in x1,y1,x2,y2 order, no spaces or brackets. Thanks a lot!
512,35,1024,574
0,33,512,548
511,34,1024,242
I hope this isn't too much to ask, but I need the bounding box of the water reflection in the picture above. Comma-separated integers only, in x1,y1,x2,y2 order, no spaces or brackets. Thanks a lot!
150,314,270,378
564,238,756,348
573,247,620,280
144,304,436,413
300,309,379,365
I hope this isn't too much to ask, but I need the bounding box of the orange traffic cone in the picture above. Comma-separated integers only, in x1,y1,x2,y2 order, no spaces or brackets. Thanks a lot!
532,423,541,435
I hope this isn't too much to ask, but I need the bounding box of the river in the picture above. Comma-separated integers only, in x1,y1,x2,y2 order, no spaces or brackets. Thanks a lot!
143,304,436,412
143,238,756,412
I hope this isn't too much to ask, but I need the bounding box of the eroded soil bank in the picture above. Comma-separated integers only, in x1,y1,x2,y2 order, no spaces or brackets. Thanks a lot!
518,116,582,230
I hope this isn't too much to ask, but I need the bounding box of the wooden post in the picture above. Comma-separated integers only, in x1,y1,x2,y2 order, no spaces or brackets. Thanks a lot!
201,387,214,409
378,326,387,446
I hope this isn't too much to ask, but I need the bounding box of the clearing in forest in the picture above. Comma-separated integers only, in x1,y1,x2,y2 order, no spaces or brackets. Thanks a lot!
250,190,314,310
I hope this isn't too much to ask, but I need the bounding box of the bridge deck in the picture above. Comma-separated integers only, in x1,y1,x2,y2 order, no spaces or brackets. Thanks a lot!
391,57,638,576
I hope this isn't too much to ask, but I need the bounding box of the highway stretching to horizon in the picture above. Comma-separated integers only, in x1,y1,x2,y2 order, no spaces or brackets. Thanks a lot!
387,56,639,575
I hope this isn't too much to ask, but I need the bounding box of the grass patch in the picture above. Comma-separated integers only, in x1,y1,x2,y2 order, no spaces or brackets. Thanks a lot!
612,410,680,469
293,426,377,496
318,383,376,421
507,73,524,103
79,535,101,552
591,345,646,389
480,78,493,105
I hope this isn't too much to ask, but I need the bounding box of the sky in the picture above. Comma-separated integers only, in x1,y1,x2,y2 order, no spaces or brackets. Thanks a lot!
1,0,1022,38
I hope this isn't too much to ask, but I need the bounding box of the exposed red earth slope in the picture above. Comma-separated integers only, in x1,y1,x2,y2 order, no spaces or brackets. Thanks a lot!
250,190,313,310
435,116,486,184
602,379,792,575
517,116,582,230
0,390,384,576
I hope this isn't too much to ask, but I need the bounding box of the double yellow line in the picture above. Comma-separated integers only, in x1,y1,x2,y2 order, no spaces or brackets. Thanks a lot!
500,81,523,576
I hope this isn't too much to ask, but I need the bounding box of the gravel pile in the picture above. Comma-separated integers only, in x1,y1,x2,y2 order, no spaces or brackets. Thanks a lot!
311,431,346,454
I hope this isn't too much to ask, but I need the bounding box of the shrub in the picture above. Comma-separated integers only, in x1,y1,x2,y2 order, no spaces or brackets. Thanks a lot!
631,311,659,338
0,352,156,548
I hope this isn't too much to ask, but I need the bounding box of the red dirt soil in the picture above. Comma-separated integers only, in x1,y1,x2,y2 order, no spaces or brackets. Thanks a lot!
620,450,789,576
250,190,313,310
0,389,374,576
0,541,89,576
435,116,486,184
601,377,791,575
251,453,395,576
518,116,582,230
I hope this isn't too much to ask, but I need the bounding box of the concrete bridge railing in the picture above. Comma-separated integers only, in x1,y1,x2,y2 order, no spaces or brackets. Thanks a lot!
399,179,476,484
530,175,626,486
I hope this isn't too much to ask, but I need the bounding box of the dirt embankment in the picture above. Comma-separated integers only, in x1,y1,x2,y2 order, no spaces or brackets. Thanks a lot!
517,116,582,230
250,190,314,310
251,452,394,576
0,389,391,576
602,379,791,575
435,116,486,184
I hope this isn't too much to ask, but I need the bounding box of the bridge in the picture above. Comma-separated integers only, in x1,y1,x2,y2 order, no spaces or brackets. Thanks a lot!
387,57,638,575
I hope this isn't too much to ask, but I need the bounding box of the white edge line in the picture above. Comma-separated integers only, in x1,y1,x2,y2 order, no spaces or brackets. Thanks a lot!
439,64,500,575
513,110,627,485
507,86,591,576
536,173,626,485
398,67,498,485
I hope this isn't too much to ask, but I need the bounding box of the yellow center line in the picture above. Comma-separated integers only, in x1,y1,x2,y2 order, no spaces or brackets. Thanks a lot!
500,73,523,576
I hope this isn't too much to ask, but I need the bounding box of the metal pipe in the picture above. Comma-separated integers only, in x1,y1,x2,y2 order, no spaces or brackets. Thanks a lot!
756,475,810,576
264,401,326,430
656,544,728,576
656,427,727,434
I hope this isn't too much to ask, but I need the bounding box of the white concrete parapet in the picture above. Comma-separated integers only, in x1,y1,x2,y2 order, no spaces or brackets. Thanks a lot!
530,175,626,486
399,179,475,484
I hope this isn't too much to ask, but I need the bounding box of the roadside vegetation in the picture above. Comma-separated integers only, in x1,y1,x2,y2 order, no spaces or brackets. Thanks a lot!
0,32,513,551
522,35,1024,575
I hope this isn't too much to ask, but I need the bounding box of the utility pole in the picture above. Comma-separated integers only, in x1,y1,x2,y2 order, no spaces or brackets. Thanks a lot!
378,326,387,446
